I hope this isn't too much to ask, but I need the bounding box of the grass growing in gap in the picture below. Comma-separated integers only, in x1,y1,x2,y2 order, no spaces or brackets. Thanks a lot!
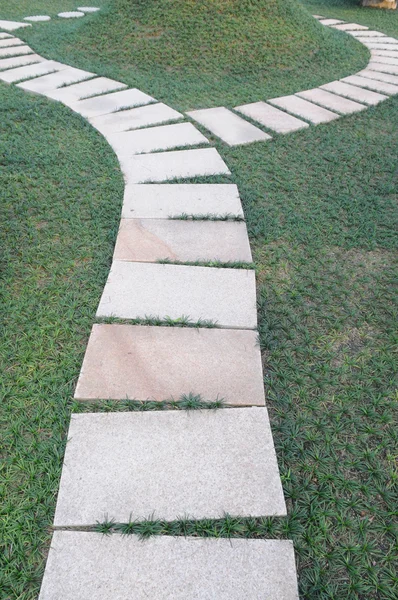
157,258,255,269
169,213,244,221
96,315,218,327
71,393,226,413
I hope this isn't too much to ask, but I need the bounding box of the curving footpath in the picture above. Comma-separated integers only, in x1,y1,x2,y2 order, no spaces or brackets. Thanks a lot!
2,12,397,599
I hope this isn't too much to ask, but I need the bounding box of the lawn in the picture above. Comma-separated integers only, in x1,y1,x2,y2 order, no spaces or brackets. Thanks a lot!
1,1,397,599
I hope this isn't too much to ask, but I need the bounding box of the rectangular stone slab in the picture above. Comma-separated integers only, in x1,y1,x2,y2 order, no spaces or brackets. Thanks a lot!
319,18,343,26
39,533,298,600
268,95,339,124
368,61,398,75
0,20,31,31
124,148,231,183
371,49,398,58
235,101,308,134
296,88,366,115
0,33,13,39
122,183,244,219
332,23,369,31
96,261,257,328
106,122,209,157
342,74,398,95
46,77,127,104
17,67,95,94
355,37,398,44
349,30,387,37
364,43,398,51
0,53,43,71
321,80,387,105
358,68,398,85
371,55,398,66
54,407,284,526
0,60,68,83
69,87,155,118
74,324,265,405
89,103,183,135
0,45,33,58
113,219,252,262
0,38,25,48
187,106,271,146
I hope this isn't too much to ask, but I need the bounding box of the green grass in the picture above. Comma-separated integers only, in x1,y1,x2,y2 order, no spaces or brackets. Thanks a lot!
1,0,398,599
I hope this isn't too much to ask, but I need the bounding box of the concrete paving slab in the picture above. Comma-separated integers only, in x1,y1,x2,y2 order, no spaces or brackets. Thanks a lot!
349,30,386,37
46,77,127,104
39,533,298,600
296,88,366,114
187,106,271,146
343,74,398,94
371,49,398,58
371,55,398,66
368,61,398,75
74,324,265,404
358,68,398,85
0,53,43,71
122,183,244,219
355,37,398,44
113,219,252,263
54,407,285,525
24,16,51,22
0,38,25,48
0,33,13,39
0,20,31,31
269,95,339,124
0,45,33,58
58,11,85,18
235,101,308,134
96,261,257,329
17,67,95,94
319,19,343,26
331,23,368,31
69,87,155,118
363,42,398,51
77,7,101,12
0,59,68,83
89,103,183,135
124,148,231,183
106,123,209,157
321,80,387,105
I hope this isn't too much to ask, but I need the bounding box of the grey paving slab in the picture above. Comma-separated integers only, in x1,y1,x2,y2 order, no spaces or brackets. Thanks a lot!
54,407,284,525
319,18,343,25
355,36,398,44
46,77,127,104
89,102,183,135
296,88,366,115
187,106,271,146
349,30,386,37
69,87,155,118
321,80,387,105
0,38,25,48
358,68,398,85
331,23,368,31
96,261,257,329
124,148,231,183
368,61,398,75
371,49,398,58
74,324,265,405
0,20,31,31
122,183,244,219
113,219,252,262
39,533,298,600
77,6,101,12
343,74,398,95
0,53,43,71
235,101,308,134
58,11,85,18
371,55,398,66
0,45,33,58
24,15,51,22
269,95,339,124
0,60,68,83
17,67,95,95
364,42,398,51
0,33,13,39
106,123,209,158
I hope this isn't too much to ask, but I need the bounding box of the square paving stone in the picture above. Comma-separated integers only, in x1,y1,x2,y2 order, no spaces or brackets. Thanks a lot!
89,102,183,135
106,122,209,157
0,59,68,83
0,45,33,58
235,101,308,134
17,67,95,94
39,533,298,600
122,183,244,219
358,68,398,85
0,20,31,31
74,324,265,405
296,88,366,114
45,76,127,104
268,95,339,124
343,74,398,94
54,407,284,526
69,87,155,118
0,53,43,70
187,106,271,146
113,219,252,263
96,261,257,328
320,80,387,105
123,148,231,183
0,38,25,48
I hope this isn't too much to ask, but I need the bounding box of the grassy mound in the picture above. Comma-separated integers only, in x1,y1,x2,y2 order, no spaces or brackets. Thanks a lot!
17,0,368,108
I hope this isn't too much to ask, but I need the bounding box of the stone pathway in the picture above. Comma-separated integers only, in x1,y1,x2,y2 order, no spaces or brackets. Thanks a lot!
0,24,299,599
